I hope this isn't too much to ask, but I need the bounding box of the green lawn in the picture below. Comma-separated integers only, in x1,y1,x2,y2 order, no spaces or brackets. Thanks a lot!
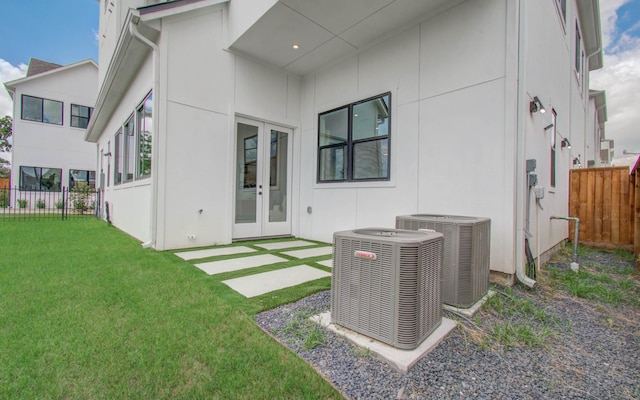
0,220,341,399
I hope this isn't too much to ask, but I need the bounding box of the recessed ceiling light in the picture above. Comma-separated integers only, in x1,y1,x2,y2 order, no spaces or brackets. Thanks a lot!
292,44,300,50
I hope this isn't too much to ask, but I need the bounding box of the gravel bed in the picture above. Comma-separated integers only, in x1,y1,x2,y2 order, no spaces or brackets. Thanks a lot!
256,253,640,399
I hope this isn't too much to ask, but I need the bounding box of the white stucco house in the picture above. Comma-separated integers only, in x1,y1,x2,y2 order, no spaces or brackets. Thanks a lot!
4,59,98,198
87,0,605,285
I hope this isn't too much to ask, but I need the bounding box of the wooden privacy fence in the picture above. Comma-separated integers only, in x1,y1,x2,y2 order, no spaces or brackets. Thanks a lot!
0,178,9,189
569,166,640,263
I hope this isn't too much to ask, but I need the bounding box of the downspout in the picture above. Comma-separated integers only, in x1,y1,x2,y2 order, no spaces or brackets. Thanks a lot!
130,16,160,249
515,0,536,287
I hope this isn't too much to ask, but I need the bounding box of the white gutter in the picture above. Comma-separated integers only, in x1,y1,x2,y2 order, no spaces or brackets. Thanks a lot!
515,0,536,288
129,16,160,249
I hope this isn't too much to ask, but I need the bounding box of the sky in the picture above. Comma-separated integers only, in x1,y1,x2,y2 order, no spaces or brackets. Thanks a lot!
0,0,639,163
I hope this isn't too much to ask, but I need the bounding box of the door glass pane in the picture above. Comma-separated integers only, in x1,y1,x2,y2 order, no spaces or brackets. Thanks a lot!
235,123,258,223
269,130,288,223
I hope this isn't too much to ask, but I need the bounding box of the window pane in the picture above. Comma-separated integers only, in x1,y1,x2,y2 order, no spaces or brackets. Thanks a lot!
114,130,123,184
319,146,345,181
41,168,62,191
22,96,42,122
319,108,348,146
70,169,96,189
124,117,135,182
353,139,389,180
43,99,63,125
20,167,38,190
353,95,389,141
137,93,152,178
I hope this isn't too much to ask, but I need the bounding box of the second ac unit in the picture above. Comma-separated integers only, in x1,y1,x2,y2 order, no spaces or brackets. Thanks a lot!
396,214,491,308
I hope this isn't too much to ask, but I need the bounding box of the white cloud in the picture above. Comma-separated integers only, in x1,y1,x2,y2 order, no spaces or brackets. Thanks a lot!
591,1,640,157
0,58,28,117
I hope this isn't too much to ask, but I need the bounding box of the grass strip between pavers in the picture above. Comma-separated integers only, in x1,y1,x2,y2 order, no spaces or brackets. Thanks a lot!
0,219,341,399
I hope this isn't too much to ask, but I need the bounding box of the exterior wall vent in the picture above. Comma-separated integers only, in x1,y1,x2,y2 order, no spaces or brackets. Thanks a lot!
331,228,443,350
396,214,491,308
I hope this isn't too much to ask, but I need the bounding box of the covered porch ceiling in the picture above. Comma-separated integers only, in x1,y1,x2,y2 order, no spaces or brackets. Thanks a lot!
229,0,459,76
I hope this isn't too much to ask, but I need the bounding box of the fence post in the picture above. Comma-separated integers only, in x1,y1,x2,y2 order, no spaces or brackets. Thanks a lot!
61,187,66,221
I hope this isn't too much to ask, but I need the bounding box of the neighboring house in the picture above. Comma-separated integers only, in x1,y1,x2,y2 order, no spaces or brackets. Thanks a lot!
586,90,609,167
4,59,99,200
87,0,605,285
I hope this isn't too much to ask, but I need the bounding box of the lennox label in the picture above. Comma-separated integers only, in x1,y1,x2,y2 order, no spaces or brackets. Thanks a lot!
354,250,377,260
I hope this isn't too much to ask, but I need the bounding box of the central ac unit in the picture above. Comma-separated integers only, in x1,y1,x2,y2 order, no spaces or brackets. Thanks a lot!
331,228,443,350
396,214,491,308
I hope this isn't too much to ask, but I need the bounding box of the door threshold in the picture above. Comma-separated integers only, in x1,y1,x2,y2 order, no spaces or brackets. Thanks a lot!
232,235,294,243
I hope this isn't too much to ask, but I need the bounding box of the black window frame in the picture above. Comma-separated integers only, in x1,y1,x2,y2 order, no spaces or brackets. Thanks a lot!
69,169,96,190
550,109,557,188
19,166,62,192
114,129,123,185
70,104,93,129
317,92,391,183
136,91,152,179
21,95,63,125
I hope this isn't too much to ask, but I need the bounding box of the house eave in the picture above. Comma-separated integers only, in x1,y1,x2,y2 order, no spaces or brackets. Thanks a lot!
4,59,98,99
85,12,160,143
576,0,603,71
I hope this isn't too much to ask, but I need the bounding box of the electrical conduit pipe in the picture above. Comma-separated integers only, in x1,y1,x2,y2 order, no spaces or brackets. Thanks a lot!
550,216,580,260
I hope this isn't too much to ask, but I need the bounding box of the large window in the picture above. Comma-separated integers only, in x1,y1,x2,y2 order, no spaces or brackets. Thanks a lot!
113,92,153,186
318,93,390,182
575,22,582,81
21,95,63,125
136,92,152,178
71,104,93,128
19,166,62,192
69,169,96,189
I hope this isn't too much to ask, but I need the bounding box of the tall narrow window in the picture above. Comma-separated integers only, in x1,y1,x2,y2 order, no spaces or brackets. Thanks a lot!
575,23,582,81
550,110,557,188
243,135,258,188
123,115,135,182
318,93,391,182
114,129,123,185
136,92,152,178
555,0,567,26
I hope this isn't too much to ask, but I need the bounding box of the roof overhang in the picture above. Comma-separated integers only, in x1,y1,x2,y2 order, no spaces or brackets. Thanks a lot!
228,0,463,76
4,59,98,99
576,0,603,71
589,89,607,124
85,12,160,142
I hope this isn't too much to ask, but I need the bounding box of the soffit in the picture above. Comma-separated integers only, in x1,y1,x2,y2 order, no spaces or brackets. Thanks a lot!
229,0,454,76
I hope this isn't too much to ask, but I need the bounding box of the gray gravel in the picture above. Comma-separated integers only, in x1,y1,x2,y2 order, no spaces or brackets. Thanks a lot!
256,253,640,399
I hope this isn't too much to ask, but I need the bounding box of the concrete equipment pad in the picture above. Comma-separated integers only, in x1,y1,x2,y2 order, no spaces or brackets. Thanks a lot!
222,265,331,298
195,254,287,275
174,246,255,261
282,247,332,259
443,289,496,317
311,311,456,374
254,240,316,250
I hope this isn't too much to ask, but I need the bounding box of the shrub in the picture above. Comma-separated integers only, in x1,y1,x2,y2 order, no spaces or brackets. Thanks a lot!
56,199,64,209
70,183,93,213
0,189,9,208
17,199,27,208
36,199,46,209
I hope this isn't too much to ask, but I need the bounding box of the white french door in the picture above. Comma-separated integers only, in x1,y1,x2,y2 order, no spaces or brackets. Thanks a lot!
233,117,293,239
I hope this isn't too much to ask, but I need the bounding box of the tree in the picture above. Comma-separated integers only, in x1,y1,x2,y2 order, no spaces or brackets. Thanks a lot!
0,115,12,153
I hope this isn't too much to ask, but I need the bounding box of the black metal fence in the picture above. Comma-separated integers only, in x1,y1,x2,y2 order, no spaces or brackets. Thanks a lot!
0,186,101,220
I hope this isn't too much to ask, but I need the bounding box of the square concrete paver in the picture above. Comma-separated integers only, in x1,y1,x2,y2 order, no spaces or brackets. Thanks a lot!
317,259,333,268
222,265,331,297
254,240,316,250
174,246,255,261
282,247,332,259
195,254,287,275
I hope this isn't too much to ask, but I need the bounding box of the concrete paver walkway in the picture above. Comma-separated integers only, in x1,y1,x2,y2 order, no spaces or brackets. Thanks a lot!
222,265,331,298
195,254,287,275
174,246,255,261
